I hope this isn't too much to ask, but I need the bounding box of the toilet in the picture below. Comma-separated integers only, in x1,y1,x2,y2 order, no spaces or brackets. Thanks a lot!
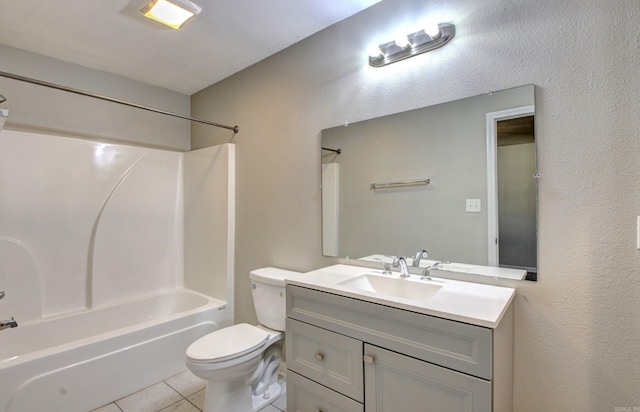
185,267,299,412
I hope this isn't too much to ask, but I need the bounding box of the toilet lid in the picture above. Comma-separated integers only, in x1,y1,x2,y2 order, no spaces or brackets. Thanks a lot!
186,323,269,362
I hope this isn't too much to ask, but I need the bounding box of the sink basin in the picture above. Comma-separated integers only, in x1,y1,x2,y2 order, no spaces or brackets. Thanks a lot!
337,273,443,300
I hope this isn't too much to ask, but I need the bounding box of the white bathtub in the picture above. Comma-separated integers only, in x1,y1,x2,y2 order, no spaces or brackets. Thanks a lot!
0,288,230,412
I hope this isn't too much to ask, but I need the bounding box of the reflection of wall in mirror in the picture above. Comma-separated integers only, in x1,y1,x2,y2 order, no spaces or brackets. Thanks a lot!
321,85,535,267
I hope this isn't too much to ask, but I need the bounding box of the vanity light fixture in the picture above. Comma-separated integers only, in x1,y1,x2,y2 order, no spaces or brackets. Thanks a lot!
139,0,202,29
369,23,456,67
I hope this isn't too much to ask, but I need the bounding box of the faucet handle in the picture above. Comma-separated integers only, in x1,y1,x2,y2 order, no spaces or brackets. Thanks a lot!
373,258,393,275
0,291,4,300
420,262,443,281
381,262,392,274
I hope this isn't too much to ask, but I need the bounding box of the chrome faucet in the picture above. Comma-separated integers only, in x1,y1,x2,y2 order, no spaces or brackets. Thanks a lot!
412,249,429,267
0,317,18,331
392,256,411,278
0,291,5,300
421,262,443,281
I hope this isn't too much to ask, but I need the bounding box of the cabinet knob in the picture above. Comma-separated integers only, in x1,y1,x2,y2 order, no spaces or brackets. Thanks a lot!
363,355,375,364
315,352,325,361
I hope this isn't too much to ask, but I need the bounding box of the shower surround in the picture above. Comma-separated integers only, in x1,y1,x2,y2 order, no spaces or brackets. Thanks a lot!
0,130,234,411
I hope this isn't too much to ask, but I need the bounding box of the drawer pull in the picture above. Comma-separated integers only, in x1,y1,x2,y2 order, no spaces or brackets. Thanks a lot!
315,352,325,361
363,355,375,364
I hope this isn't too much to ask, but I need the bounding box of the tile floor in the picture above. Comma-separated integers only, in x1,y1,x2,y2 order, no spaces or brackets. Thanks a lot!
91,370,286,412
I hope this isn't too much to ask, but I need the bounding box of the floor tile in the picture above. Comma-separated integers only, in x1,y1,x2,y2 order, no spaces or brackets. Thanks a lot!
165,370,207,397
272,394,286,411
100,370,286,412
158,399,201,412
116,382,182,412
186,388,206,411
272,376,287,411
91,403,122,412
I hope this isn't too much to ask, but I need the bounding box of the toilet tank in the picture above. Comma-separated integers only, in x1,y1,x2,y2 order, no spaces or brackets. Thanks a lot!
250,267,301,331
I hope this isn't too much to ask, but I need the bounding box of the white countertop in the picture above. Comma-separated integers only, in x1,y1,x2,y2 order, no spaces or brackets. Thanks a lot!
286,264,516,328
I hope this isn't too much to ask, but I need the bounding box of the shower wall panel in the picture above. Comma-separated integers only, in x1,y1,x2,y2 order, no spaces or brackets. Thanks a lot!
0,130,183,319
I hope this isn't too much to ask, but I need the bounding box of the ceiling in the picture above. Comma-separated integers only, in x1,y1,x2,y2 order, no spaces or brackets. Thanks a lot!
0,0,382,95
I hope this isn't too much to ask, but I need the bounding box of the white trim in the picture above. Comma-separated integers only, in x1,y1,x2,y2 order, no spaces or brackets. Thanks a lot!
486,105,535,266
226,144,235,319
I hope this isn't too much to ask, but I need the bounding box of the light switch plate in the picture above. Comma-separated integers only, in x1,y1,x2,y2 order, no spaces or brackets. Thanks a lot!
466,199,482,213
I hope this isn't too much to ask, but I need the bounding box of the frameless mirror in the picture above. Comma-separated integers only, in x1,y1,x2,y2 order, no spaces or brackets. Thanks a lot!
321,85,537,281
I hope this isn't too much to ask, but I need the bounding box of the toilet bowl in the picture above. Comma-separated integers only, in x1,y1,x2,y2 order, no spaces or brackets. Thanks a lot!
185,267,300,412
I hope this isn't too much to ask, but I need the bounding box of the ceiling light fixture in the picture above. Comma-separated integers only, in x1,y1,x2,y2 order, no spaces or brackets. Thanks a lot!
369,23,456,67
139,0,202,29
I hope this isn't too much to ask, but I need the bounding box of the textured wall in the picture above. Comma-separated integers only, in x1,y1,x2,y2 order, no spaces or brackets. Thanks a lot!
192,0,640,409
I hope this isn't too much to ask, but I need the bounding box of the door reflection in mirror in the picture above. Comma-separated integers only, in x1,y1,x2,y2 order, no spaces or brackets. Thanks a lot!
496,115,537,280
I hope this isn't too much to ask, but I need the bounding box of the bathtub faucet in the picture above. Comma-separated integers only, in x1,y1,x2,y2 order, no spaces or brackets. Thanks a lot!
0,317,18,331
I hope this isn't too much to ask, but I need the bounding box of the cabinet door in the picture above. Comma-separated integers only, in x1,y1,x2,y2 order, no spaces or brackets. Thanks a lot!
364,344,491,412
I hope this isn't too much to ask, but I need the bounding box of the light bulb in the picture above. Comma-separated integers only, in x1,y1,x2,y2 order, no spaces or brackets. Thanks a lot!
394,35,410,49
368,45,383,58
425,22,440,38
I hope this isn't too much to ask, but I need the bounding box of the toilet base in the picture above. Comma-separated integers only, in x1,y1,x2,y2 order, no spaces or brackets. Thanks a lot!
197,342,283,412
202,379,282,412
251,382,282,412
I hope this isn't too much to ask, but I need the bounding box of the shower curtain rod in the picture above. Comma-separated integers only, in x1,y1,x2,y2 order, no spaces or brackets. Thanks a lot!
0,70,239,134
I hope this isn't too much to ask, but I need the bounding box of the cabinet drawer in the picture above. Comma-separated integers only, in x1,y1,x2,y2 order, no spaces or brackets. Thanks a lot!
287,371,364,412
286,318,363,402
287,285,492,379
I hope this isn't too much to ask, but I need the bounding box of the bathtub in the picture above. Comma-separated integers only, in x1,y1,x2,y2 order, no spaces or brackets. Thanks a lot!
0,288,230,412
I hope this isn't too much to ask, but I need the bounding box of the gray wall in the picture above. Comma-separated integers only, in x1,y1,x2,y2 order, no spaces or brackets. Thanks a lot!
321,86,533,264
0,44,191,150
192,0,640,410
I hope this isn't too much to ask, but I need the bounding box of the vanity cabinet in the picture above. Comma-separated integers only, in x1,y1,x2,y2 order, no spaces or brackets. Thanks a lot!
286,284,513,412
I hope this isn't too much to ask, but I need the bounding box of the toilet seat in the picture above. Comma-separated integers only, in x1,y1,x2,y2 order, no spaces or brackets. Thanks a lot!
186,323,269,363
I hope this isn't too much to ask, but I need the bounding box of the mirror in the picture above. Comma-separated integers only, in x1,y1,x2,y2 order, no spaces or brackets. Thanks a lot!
321,85,537,281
